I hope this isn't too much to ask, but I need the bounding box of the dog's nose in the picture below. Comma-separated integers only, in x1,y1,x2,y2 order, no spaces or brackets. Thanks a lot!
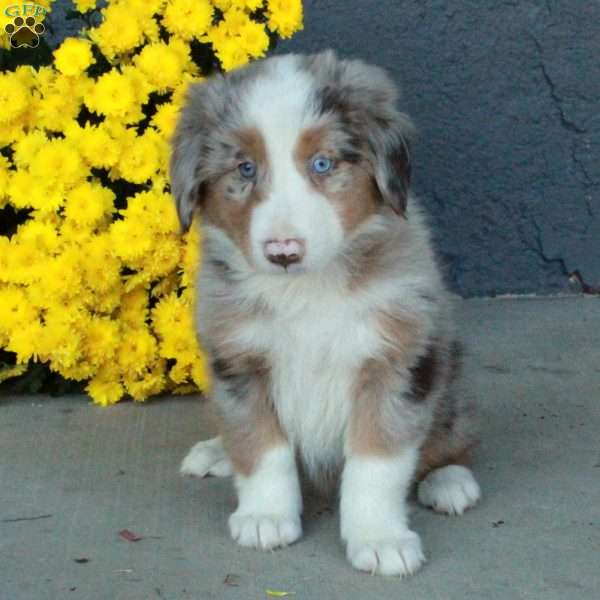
264,238,305,268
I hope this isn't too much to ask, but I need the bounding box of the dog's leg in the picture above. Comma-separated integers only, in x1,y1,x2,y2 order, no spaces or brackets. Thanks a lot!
416,393,481,515
180,436,233,478
340,447,425,577
212,373,302,551
229,443,302,550
341,352,431,576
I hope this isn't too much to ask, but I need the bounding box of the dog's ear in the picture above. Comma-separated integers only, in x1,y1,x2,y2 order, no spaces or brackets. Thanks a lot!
170,78,228,232
367,117,414,217
310,51,415,216
170,115,204,233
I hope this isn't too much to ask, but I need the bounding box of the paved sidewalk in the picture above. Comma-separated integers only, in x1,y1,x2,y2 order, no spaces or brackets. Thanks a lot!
1,297,599,600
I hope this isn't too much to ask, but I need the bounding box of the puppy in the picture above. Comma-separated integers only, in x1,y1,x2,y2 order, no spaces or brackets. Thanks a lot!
170,50,481,577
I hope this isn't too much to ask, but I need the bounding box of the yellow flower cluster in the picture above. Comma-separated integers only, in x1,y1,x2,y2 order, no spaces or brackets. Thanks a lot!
0,0,303,404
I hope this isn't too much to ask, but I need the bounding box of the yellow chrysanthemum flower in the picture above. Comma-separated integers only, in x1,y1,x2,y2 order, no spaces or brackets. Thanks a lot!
169,359,192,385
110,218,154,265
90,3,145,58
83,316,120,365
151,292,189,340
124,190,180,235
162,0,214,41
0,286,38,335
117,325,158,375
151,102,181,141
123,360,166,401
267,0,303,38
64,181,116,226
119,286,149,328
8,320,44,364
14,220,60,254
41,309,84,369
0,71,30,123
12,131,48,169
68,123,121,169
84,69,139,120
5,241,44,284
135,41,188,92
214,36,250,71
238,20,270,58
36,249,83,303
31,138,85,189
116,131,160,184
53,38,95,77
92,286,122,314
222,6,251,34
83,69,148,123
86,369,125,406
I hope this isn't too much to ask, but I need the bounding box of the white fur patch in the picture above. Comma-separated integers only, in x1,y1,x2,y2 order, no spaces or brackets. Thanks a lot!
417,465,481,515
229,445,302,550
232,267,384,476
340,449,426,577
180,436,233,478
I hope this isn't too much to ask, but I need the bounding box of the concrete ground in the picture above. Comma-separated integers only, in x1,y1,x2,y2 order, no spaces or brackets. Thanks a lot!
1,297,599,600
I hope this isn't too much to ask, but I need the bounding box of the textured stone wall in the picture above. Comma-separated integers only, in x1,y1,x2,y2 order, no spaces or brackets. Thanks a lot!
43,1,599,296
278,0,599,296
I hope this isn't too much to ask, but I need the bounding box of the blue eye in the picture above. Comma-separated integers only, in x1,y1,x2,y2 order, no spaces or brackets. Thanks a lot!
239,161,257,179
311,156,333,174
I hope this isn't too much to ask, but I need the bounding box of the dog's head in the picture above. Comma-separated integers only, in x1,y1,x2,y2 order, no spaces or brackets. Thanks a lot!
170,50,414,275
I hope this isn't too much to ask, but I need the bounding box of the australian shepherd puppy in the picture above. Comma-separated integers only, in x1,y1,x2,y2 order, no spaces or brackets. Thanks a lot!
170,50,481,577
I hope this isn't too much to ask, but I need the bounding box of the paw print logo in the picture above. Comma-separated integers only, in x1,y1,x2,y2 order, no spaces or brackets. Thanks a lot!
4,16,45,49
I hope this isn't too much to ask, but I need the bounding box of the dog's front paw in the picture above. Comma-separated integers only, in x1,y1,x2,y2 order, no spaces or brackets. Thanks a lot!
180,437,233,478
346,530,425,577
228,512,302,550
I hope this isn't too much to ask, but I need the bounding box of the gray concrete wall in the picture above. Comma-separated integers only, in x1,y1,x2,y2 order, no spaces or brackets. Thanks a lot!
278,0,599,296
42,0,599,296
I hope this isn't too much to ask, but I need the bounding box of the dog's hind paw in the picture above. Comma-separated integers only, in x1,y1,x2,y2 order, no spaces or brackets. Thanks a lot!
417,465,481,515
180,436,233,478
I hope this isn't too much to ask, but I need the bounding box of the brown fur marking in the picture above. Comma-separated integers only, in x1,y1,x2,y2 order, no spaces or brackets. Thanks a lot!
202,128,268,261
348,312,426,455
332,165,380,233
294,126,380,234
211,350,286,477
349,357,398,455
236,127,267,165
377,310,422,366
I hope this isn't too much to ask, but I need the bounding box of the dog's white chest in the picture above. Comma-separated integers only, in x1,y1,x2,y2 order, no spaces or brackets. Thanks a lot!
262,299,379,472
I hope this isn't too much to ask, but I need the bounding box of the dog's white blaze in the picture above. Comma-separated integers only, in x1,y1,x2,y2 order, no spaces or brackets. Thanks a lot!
244,56,346,273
